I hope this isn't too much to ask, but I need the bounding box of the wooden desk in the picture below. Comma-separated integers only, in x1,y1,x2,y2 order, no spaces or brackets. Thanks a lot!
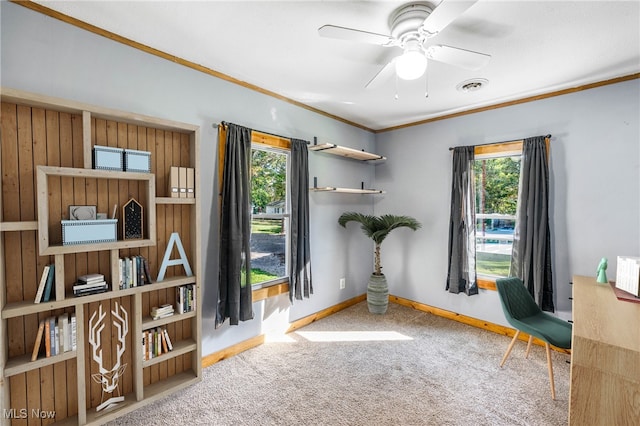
569,275,640,425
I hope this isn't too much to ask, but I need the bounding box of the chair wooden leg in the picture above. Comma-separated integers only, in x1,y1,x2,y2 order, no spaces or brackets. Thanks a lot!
525,335,533,359
545,343,556,400
500,330,520,367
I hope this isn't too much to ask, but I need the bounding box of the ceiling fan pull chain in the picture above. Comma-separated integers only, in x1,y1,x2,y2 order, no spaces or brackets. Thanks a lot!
394,73,399,100
425,69,429,98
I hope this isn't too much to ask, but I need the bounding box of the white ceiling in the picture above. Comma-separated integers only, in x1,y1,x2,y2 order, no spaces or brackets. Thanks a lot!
32,0,640,131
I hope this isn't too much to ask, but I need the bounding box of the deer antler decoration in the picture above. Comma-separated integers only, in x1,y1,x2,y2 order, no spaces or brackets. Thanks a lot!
89,302,129,411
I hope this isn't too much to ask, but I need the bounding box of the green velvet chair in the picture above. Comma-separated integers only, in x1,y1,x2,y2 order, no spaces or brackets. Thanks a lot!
495,277,572,400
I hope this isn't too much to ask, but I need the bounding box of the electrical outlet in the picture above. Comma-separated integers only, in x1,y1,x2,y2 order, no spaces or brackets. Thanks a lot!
339,278,346,289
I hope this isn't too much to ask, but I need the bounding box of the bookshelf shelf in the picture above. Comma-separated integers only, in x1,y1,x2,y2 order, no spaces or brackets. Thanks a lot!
1,276,196,320
142,339,197,368
40,239,156,256
3,350,77,377
0,220,39,232
143,371,199,400
0,88,202,426
156,197,196,205
142,310,197,330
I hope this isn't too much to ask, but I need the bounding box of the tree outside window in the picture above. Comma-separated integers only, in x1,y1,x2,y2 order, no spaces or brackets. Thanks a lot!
250,147,288,286
474,155,521,278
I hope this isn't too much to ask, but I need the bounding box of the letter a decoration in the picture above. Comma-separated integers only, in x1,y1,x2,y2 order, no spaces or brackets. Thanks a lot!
156,232,193,282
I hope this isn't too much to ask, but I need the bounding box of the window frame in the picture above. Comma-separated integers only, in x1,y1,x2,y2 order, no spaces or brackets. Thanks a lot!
474,138,549,290
250,142,290,289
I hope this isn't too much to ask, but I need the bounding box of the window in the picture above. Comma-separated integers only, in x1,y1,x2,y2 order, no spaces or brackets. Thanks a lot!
473,142,522,285
250,142,289,288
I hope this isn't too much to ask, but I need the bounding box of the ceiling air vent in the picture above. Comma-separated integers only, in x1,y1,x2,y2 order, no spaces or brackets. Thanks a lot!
456,78,489,92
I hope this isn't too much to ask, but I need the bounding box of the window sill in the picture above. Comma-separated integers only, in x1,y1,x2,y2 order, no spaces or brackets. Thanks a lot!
477,278,497,291
252,282,289,302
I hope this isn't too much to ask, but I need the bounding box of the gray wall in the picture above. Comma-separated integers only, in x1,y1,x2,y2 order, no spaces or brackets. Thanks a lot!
374,80,640,325
1,2,376,355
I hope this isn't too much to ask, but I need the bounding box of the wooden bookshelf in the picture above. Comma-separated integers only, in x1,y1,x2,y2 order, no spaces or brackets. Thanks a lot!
0,87,202,425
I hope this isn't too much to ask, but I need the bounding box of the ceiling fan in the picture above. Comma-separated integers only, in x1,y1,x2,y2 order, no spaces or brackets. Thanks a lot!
318,0,491,91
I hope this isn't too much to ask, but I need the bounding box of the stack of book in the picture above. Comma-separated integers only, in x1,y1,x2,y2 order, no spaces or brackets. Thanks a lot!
73,273,108,297
151,304,174,320
34,264,56,303
176,284,196,314
119,255,153,289
32,313,77,361
142,327,173,361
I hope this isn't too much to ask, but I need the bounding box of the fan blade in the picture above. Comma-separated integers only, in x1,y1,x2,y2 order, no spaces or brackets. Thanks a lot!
318,25,393,46
365,59,397,89
426,45,490,70
422,0,478,35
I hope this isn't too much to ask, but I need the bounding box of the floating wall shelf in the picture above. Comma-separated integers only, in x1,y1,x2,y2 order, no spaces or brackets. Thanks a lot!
310,178,385,194
310,187,385,194
309,141,386,163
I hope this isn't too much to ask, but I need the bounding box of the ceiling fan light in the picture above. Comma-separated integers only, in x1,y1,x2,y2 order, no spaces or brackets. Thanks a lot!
395,50,427,80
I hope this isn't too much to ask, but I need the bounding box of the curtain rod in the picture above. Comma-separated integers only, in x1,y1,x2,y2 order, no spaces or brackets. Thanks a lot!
448,134,551,151
214,121,309,144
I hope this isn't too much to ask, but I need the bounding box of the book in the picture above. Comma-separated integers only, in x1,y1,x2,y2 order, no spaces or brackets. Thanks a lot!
192,283,196,310
73,280,107,291
73,286,108,297
146,330,152,359
151,312,174,320
42,264,55,303
176,286,184,314
118,258,124,290
44,317,51,358
138,256,146,285
143,257,153,284
48,316,58,357
186,167,195,198
70,314,77,351
77,273,104,284
142,331,147,361
31,320,45,361
132,256,138,287
179,167,187,198
163,328,173,351
58,313,69,353
169,166,180,198
161,329,168,353
34,265,51,303
54,321,59,355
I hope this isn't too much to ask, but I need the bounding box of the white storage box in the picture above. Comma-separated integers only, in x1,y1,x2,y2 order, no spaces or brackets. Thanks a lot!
93,146,124,171
62,219,118,245
615,256,640,297
124,149,151,173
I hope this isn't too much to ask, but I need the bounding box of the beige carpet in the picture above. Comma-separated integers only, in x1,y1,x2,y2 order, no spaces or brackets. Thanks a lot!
109,301,570,425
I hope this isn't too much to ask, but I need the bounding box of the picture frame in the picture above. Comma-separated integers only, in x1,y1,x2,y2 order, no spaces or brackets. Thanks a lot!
69,205,97,221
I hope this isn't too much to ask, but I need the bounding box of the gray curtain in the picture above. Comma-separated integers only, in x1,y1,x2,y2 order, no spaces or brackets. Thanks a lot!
446,146,478,295
510,136,554,311
289,139,313,301
217,123,254,327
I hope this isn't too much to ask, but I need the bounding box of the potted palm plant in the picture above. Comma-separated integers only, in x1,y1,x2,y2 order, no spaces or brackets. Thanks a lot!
338,212,421,314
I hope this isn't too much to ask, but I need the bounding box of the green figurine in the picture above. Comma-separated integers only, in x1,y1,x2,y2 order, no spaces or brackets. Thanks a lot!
596,257,608,283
